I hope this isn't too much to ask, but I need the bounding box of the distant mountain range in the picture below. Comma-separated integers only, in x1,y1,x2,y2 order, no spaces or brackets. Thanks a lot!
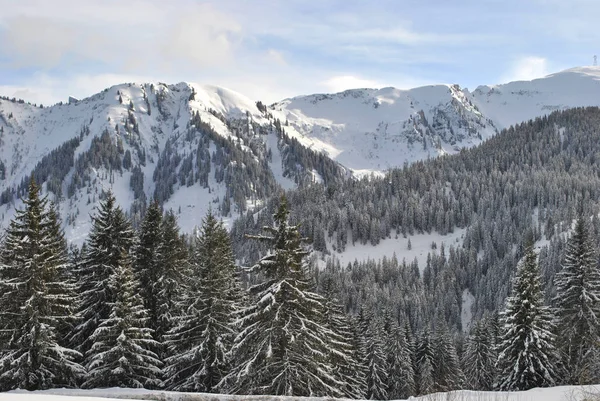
1,66,600,242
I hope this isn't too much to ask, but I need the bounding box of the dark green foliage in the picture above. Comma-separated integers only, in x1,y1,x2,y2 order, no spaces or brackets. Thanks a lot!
220,197,343,397
496,243,560,390
462,320,496,390
70,191,135,355
0,178,83,390
553,214,600,384
83,250,161,388
164,211,240,392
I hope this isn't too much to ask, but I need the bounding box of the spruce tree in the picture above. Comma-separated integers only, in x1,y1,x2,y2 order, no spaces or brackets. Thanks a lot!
496,243,560,391
462,320,496,390
71,192,135,356
415,328,435,395
164,211,240,392
386,325,416,399
432,325,464,392
0,178,83,390
363,321,388,400
155,210,188,352
134,201,163,337
219,196,342,397
553,215,600,384
83,250,161,388
321,275,366,399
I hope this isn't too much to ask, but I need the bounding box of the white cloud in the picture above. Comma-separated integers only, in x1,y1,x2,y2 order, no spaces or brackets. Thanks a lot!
322,75,383,92
265,49,287,66
0,1,243,72
502,57,550,82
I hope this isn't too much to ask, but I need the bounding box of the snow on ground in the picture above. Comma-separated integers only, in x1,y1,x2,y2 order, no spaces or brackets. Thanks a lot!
265,130,297,191
461,288,475,331
4,385,599,401
328,228,466,273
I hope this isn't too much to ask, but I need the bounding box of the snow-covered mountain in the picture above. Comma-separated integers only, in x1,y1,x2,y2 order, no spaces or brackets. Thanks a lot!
0,82,331,243
1,66,600,241
270,66,600,176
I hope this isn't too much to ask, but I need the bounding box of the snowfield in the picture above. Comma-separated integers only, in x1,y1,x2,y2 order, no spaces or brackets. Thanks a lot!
3,385,599,401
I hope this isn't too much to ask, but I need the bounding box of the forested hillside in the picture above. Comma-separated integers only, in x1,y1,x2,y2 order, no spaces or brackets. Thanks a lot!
233,107,600,334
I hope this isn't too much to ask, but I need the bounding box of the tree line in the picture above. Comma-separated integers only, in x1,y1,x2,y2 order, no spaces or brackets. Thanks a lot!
0,178,598,397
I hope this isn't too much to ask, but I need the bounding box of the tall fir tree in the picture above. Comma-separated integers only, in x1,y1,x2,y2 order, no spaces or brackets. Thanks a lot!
462,320,496,391
83,249,161,388
415,328,435,395
496,243,560,391
0,178,83,390
553,215,600,384
363,321,388,400
321,274,366,399
155,210,189,345
432,324,465,392
134,201,163,339
71,192,135,356
386,325,416,399
219,196,343,397
164,211,240,392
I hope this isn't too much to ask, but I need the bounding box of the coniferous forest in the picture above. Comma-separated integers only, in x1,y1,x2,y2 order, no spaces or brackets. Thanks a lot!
1,107,600,397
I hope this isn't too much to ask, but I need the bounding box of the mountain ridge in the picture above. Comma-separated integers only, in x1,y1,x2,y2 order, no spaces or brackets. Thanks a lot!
1,66,600,241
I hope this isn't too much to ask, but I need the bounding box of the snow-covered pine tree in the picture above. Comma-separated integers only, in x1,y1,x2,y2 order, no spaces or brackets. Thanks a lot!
219,196,342,397
432,324,464,392
155,210,188,353
321,275,366,399
47,203,79,343
364,321,388,400
134,201,163,339
462,320,496,390
70,191,135,355
164,211,239,392
496,243,560,391
553,214,600,384
83,249,161,388
0,178,83,390
415,328,435,395
386,325,416,399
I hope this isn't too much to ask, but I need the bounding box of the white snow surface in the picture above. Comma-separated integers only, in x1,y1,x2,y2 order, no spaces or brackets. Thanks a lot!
3,385,599,401
2,67,600,242
327,228,466,273
271,66,600,175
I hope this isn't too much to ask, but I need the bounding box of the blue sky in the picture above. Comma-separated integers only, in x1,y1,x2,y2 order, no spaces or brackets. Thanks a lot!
0,0,597,105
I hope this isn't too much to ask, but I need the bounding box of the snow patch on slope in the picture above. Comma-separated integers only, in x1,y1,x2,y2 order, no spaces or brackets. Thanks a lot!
328,228,466,273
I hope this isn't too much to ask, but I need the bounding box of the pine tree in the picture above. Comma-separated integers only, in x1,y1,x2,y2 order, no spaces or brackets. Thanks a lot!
432,325,464,392
496,243,560,391
164,211,240,392
219,196,342,397
134,201,163,337
415,328,435,395
386,325,415,399
553,215,600,384
417,357,434,396
155,210,188,351
83,250,161,388
71,192,135,356
462,320,496,390
321,275,366,399
364,322,388,400
0,178,83,390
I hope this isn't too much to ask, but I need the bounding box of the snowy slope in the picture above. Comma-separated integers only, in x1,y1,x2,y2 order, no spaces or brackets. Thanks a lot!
1,66,600,242
270,66,600,176
4,385,600,401
0,82,292,244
